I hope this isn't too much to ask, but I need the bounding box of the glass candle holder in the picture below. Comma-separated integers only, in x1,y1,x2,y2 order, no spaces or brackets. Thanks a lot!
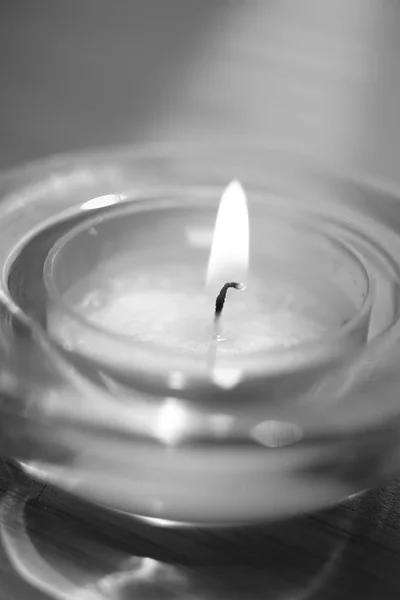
1,142,400,525
43,190,372,387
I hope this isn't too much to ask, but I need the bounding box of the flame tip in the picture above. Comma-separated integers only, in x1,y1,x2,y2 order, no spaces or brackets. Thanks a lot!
226,179,245,191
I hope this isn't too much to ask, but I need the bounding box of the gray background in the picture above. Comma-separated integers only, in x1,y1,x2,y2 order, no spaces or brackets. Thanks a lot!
1,0,400,184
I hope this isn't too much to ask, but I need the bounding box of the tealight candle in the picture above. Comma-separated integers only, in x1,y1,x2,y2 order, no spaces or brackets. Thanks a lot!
43,181,372,402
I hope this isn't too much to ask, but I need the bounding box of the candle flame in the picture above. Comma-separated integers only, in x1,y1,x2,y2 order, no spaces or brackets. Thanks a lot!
206,180,249,291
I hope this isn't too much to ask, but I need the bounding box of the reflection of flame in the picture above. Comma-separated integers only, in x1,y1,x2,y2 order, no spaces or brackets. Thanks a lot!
206,180,249,291
131,557,159,579
80,194,122,210
94,556,189,598
153,397,188,445
135,515,191,527
251,420,303,447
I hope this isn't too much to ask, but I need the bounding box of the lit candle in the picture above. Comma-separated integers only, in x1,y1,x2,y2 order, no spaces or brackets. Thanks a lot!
44,181,359,374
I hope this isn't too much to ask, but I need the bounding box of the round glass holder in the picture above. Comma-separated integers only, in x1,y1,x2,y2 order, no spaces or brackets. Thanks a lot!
0,143,400,525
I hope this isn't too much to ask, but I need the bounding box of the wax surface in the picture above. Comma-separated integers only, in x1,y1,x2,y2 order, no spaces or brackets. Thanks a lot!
67,264,330,356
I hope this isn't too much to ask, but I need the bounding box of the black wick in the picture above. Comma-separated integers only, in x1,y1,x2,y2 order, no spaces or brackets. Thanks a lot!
214,282,244,320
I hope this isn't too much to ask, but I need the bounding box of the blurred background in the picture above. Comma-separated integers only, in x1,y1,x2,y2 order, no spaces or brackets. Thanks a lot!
0,0,399,183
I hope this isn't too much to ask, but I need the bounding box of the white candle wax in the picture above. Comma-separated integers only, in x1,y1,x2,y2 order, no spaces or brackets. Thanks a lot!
56,262,332,358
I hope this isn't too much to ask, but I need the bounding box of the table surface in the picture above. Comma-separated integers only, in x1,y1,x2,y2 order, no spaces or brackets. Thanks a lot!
1,460,400,600
2,2,400,598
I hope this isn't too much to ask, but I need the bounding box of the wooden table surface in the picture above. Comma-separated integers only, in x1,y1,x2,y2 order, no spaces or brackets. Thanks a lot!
1,460,400,600
2,2,400,598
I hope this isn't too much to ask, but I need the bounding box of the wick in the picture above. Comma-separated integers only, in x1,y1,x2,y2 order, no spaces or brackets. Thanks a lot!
208,281,245,368
214,281,245,321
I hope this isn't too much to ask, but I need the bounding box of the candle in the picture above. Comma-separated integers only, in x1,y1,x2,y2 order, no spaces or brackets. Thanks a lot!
62,184,328,358
43,181,372,397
